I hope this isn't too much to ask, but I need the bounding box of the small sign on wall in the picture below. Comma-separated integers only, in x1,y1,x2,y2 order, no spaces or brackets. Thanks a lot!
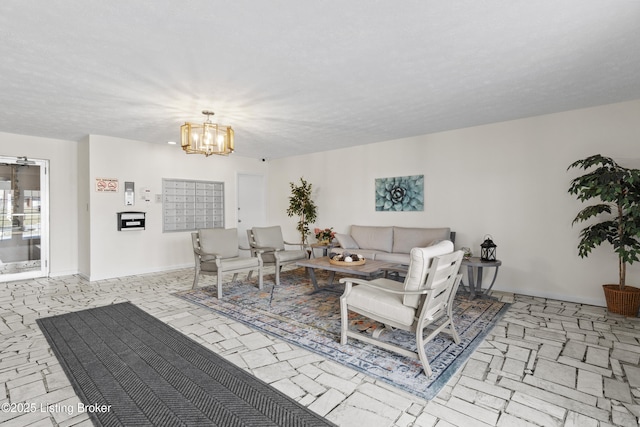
95,178,119,192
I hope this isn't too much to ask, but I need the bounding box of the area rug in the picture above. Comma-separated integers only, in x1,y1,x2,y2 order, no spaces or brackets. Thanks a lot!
175,268,510,400
37,302,335,427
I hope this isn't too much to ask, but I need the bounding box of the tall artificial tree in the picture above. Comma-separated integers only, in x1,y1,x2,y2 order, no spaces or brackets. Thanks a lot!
286,177,318,246
568,154,640,289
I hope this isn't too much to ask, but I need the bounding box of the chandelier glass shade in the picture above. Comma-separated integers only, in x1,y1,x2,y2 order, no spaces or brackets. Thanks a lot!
180,111,234,156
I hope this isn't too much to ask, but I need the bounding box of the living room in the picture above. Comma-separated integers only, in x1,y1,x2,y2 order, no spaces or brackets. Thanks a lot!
2,1,640,426
1,99,638,306
2,99,640,426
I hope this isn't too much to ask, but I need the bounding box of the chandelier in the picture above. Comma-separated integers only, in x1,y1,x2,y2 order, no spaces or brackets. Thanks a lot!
180,111,234,156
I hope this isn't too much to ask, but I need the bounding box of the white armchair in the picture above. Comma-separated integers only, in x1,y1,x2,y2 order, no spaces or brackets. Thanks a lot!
339,241,463,377
192,228,263,298
247,226,307,286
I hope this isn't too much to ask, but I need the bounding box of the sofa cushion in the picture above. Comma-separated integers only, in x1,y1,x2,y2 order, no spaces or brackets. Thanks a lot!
392,226,451,254
335,233,359,249
351,225,393,253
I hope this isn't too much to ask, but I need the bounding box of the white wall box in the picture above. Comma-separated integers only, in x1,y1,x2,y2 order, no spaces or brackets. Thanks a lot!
117,211,146,231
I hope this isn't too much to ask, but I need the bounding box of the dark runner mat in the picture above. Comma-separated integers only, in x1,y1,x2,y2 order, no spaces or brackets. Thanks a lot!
37,302,335,426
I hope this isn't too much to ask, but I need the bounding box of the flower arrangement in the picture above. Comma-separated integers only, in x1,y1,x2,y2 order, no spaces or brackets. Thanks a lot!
314,227,336,243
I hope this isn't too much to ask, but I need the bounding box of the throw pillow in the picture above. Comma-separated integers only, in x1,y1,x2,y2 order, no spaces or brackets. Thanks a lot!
335,233,359,249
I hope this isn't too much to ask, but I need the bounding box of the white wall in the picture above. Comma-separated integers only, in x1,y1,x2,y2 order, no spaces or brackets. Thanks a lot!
85,135,267,280
0,132,79,276
266,99,640,307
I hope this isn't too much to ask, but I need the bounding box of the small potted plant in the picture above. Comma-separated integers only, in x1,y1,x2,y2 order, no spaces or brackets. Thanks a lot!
314,227,336,245
568,154,640,316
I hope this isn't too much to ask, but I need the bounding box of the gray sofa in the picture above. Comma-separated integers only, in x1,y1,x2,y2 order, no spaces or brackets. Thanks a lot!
332,225,454,265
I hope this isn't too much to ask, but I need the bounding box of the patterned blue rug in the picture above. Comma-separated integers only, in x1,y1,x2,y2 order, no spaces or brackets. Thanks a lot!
174,268,509,400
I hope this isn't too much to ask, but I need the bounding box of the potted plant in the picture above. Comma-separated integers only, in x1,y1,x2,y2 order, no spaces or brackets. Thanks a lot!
314,227,336,245
567,154,640,316
286,177,318,246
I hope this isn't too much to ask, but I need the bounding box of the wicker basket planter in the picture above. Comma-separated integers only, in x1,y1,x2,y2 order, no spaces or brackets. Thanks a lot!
602,284,640,317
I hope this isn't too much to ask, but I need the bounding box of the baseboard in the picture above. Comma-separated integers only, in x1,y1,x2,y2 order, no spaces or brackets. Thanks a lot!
49,270,82,278
493,285,606,308
86,263,193,282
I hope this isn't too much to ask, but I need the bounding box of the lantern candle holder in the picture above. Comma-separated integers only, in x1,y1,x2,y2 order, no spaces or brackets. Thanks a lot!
480,235,497,262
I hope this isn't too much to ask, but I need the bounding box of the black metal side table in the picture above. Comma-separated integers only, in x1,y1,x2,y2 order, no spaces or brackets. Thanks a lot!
461,257,502,299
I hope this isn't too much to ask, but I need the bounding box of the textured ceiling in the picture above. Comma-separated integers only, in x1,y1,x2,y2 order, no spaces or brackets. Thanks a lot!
1,1,639,159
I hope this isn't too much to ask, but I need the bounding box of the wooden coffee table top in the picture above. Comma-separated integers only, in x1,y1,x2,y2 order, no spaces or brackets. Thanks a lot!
296,256,397,277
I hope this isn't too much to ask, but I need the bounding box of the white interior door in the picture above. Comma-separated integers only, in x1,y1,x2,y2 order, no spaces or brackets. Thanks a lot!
0,156,49,282
237,173,266,247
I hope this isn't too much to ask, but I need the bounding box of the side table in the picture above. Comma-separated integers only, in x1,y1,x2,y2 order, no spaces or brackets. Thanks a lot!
461,257,502,300
310,243,333,258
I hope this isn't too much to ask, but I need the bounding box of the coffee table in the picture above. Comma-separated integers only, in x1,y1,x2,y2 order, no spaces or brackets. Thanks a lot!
296,257,398,293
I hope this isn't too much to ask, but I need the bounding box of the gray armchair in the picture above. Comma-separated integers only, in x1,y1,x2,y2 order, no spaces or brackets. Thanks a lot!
339,241,463,377
246,226,307,286
192,228,263,298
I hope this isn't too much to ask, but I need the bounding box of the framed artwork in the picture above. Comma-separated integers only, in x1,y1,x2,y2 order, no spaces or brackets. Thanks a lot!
375,175,424,211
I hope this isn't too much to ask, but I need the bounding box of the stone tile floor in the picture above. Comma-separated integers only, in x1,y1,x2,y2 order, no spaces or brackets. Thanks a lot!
1,266,639,426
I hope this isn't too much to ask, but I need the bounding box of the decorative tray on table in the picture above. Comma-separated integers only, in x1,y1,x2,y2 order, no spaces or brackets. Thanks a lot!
328,252,366,266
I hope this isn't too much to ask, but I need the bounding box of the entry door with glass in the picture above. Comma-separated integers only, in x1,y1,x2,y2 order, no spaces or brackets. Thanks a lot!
0,156,48,281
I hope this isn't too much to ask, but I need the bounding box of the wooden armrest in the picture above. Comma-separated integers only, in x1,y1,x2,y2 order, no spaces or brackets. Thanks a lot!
283,240,304,247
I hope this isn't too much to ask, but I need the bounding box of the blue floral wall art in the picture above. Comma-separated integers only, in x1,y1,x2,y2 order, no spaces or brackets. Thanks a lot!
375,175,424,211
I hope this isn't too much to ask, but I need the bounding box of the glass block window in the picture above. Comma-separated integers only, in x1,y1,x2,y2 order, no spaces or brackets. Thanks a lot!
162,179,224,232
